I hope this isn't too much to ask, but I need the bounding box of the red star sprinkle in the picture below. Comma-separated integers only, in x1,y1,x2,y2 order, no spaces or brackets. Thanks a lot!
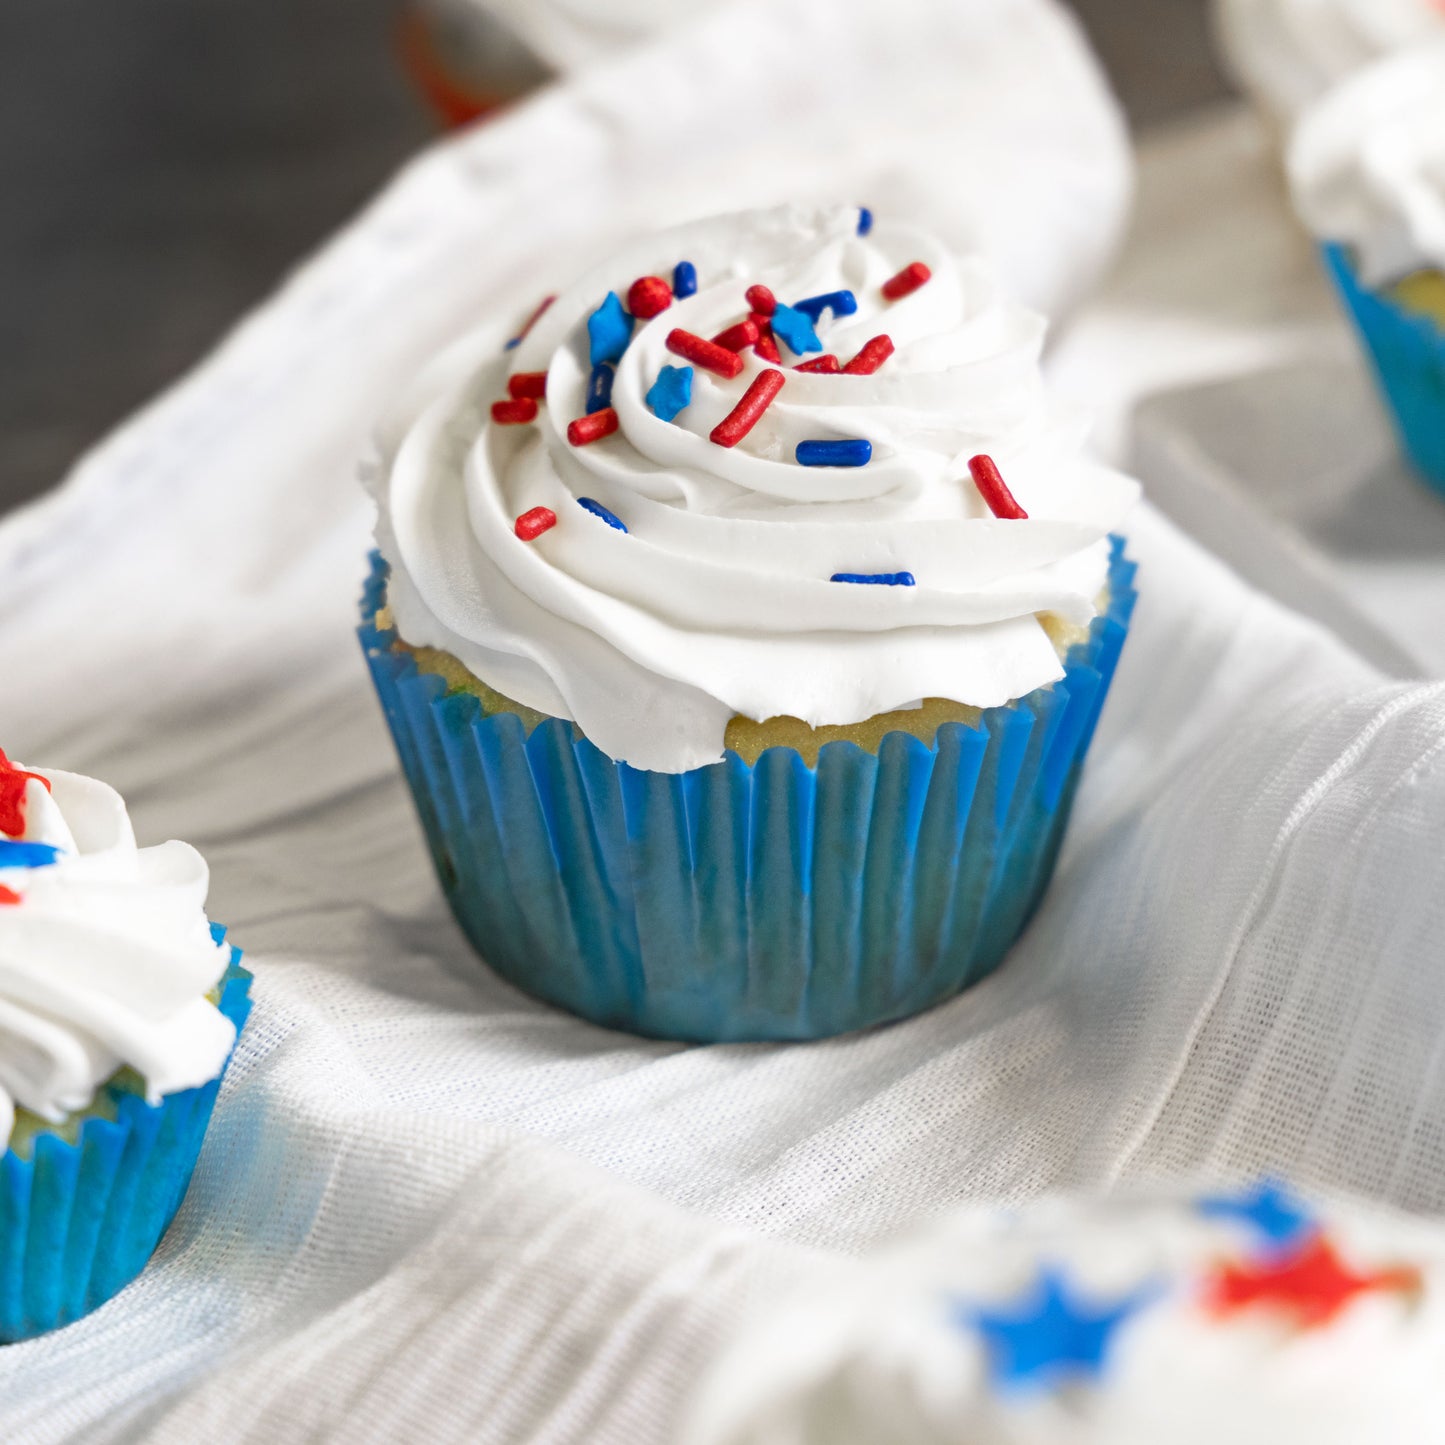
0,749,51,839
1205,1235,1419,1331
0,886,20,907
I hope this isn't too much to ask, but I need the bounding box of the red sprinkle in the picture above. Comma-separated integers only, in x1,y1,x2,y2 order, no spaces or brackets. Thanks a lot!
492,397,539,425
744,284,776,317
0,749,50,839
968,454,1029,519
666,329,744,378
881,262,931,301
795,354,841,374
712,318,760,352
754,326,781,364
627,276,674,320
514,506,558,541
710,368,785,448
0,886,20,907
842,335,895,375
567,408,620,446
507,371,548,400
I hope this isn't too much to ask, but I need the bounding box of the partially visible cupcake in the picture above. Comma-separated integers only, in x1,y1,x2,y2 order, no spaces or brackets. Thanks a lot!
1289,45,1445,494
0,749,251,1343
688,1180,1444,1444
361,204,1138,1043
1215,0,1445,130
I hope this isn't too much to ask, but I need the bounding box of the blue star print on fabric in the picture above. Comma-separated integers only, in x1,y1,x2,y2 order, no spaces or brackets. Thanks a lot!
1197,1178,1317,1254
769,301,822,356
646,364,693,422
955,1267,1159,1394
587,291,634,366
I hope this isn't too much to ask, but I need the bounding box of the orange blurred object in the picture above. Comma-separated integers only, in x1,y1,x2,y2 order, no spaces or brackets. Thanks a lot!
396,3,551,129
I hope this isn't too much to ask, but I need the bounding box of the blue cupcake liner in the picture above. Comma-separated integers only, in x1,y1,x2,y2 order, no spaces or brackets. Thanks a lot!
360,543,1136,1042
0,931,252,1344
1323,243,1445,495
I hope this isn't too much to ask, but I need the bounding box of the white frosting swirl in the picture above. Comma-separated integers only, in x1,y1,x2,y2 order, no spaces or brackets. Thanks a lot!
688,1186,1445,1445
0,764,236,1148
372,206,1137,773
1216,0,1445,124
1288,44,1445,285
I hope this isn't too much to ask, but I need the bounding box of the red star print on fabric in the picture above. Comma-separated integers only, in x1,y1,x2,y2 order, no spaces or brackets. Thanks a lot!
0,748,51,838
1205,1235,1419,1330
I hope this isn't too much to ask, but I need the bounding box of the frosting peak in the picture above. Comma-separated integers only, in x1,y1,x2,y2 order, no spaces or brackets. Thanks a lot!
1289,43,1445,285
372,206,1138,772
1218,0,1445,123
0,757,236,1146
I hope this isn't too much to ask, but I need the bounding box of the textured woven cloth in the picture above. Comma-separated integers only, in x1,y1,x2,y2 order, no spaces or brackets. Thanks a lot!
3,3,1444,1441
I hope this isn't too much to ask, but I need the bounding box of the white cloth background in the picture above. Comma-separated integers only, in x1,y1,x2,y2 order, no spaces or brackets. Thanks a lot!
2,1,1444,1440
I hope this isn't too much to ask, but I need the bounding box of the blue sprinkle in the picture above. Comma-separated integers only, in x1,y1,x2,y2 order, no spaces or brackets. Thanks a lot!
578,497,628,533
770,302,822,356
673,260,698,298
0,840,62,868
857,206,873,236
797,438,872,467
503,336,521,352
831,571,915,587
587,363,615,415
793,290,858,324
646,364,693,422
587,292,634,366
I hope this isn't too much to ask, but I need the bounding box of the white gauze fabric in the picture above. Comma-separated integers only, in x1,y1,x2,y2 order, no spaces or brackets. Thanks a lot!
1,4,1443,1444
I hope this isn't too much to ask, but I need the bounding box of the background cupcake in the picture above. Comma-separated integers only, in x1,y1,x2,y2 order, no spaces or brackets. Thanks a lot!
0,749,251,1343
361,204,1138,1044
1289,45,1445,494
688,1180,1445,1444
1214,0,1445,130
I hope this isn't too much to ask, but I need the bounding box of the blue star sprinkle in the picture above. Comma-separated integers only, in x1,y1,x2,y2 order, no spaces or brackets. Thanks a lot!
646,364,694,422
587,292,634,366
1197,1179,1317,1254
793,290,858,324
0,840,62,868
956,1267,1160,1394
857,206,873,236
769,301,822,356
672,260,698,298
577,497,627,533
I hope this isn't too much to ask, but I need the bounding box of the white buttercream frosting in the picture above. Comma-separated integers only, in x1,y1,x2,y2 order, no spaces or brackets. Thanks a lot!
1216,0,1445,124
688,1185,1445,1445
370,205,1138,773
0,762,237,1149
1288,44,1445,285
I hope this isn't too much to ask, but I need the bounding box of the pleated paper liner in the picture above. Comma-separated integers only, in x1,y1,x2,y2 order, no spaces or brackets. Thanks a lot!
0,934,253,1344
360,542,1137,1042
1323,243,1445,496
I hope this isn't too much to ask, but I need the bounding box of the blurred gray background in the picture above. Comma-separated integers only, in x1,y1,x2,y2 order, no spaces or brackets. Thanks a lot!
0,0,1229,518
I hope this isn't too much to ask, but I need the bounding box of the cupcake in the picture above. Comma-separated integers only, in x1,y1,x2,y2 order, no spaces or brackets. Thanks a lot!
360,205,1138,1043
1289,46,1445,494
688,1181,1443,1444
1215,0,1445,129
0,749,251,1342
